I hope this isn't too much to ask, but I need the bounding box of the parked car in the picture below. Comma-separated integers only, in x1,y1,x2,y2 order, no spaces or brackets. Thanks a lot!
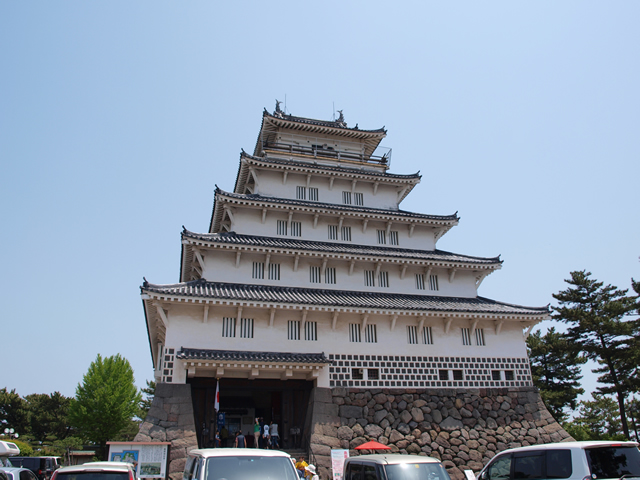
8,458,61,480
476,441,640,480
344,454,452,480
0,468,39,480
51,462,136,480
183,448,298,480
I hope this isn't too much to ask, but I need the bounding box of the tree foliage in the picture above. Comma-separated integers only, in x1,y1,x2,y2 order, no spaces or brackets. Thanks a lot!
68,354,142,459
24,392,71,441
552,270,639,438
138,380,156,419
0,388,30,434
527,327,586,422
563,393,628,440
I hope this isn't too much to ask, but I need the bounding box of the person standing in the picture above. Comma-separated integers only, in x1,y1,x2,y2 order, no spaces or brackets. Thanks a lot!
305,465,319,480
263,422,270,449
269,421,279,449
253,418,261,448
234,431,246,448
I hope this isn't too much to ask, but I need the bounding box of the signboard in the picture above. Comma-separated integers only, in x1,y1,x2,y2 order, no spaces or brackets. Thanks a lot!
331,449,349,480
108,442,169,479
217,412,225,429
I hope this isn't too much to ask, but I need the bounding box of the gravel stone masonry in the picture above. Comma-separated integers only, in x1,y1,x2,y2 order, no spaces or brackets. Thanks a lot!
134,383,198,480
308,386,572,480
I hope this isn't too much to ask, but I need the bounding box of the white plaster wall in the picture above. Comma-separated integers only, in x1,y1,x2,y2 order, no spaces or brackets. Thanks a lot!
228,208,437,250
200,248,479,297
162,304,529,386
253,169,402,211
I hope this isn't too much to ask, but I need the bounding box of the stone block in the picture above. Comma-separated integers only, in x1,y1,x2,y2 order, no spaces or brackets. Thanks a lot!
365,424,383,438
332,387,347,397
339,405,363,419
148,407,168,421
169,458,186,475
310,443,332,457
310,433,342,449
313,387,333,404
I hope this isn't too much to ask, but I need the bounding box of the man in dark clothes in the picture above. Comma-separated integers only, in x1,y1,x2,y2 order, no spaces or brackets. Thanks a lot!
234,431,246,448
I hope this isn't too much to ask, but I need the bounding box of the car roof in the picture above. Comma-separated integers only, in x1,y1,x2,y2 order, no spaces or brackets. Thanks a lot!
492,440,639,455
190,448,292,459
56,463,132,473
345,454,444,465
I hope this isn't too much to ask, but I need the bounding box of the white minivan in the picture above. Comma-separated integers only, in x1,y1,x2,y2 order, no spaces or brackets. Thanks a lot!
476,441,640,480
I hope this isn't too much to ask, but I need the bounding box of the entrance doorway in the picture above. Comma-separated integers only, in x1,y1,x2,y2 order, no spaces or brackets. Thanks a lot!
188,377,313,450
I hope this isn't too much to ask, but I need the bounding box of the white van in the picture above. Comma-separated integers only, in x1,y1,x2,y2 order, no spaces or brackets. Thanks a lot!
476,441,640,480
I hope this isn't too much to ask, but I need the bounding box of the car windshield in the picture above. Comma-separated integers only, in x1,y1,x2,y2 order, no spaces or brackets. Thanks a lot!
205,456,298,480
586,446,640,479
385,463,451,480
55,472,130,480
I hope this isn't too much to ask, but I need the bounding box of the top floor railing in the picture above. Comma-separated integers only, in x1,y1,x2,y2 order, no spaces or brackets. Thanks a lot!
261,140,392,168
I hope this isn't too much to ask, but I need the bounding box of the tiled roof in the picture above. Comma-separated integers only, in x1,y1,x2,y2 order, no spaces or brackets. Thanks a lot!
142,279,550,317
177,348,330,364
211,189,459,233
183,230,501,266
263,110,386,134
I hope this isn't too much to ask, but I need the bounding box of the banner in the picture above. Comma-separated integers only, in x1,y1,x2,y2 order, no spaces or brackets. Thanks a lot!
331,449,349,480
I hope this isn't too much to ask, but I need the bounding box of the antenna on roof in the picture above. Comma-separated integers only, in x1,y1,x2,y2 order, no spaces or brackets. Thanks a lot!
284,94,287,114
332,102,335,121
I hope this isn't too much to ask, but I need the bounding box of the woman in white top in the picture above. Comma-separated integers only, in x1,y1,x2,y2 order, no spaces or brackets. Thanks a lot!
269,421,279,449
263,423,270,448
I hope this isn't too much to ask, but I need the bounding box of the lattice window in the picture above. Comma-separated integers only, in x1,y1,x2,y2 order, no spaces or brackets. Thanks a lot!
415,274,426,290
296,186,306,200
461,327,471,346
492,371,501,381
342,191,352,204
407,325,418,344
222,317,236,338
505,370,514,380
328,225,338,240
376,229,386,244
389,231,399,245
365,324,377,343
290,221,302,237
162,347,175,383
310,266,321,283
429,274,439,291
364,270,375,287
308,187,319,201
354,192,363,206
453,370,464,380
367,368,379,380
341,226,352,241
287,320,300,340
240,318,254,338
252,262,264,279
422,326,433,345
276,220,287,236
352,368,364,379
378,271,389,288
349,323,361,342
304,321,317,341
268,263,280,280
439,370,449,380
475,328,486,346
325,267,336,284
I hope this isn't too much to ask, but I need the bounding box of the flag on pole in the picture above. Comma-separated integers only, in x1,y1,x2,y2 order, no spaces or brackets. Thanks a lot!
214,380,220,411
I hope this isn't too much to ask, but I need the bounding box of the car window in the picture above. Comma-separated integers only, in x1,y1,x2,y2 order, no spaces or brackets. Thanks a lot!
183,457,195,480
346,463,363,480
55,472,130,480
385,463,451,480
20,471,38,480
487,455,512,480
513,453,544,480
204,456,297,480
586,446,640,478
363,464,377,480
546,450,572,479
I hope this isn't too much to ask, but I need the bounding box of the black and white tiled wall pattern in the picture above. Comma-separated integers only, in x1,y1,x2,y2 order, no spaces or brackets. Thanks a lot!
327,354,532,388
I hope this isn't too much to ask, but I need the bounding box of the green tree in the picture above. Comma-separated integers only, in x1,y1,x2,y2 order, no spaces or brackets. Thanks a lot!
138,380,156,419
527,327,586,422
0,388,30,434
68,354,142,459
8,439,33,456
24,392,72,442
553,271,639,438
567,393,627,440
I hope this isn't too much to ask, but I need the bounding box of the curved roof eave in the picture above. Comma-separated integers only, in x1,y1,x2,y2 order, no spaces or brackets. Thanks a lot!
142,279,550,319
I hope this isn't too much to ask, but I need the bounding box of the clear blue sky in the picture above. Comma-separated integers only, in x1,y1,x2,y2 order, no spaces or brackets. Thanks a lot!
1,2,638,404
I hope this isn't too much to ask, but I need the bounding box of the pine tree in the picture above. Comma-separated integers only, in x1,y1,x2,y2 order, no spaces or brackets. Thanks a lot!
552,271,639,438
527,327,586,422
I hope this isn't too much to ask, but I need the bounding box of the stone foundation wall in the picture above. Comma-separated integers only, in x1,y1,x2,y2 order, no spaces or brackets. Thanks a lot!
308,387,572,480
134,383,198,480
